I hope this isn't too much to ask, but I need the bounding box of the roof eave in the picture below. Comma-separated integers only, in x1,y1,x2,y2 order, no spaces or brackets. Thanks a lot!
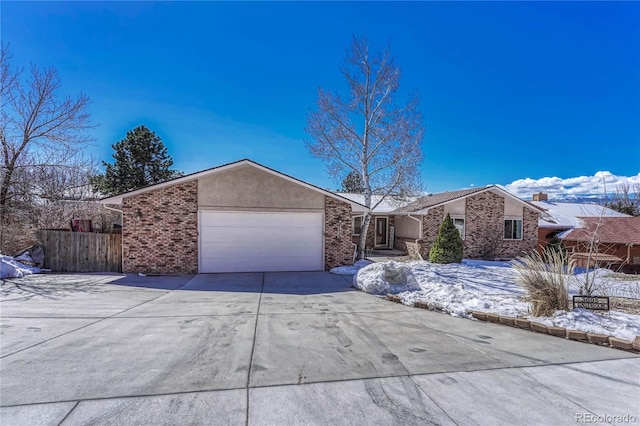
98,159,369,212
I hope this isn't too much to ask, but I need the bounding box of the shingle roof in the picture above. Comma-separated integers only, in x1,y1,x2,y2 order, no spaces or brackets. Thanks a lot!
561,217,640,245
337,193,418,213
393,186,492,213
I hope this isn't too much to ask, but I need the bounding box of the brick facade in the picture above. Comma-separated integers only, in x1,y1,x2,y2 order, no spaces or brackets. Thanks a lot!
417,206,445,257
464,192,537,259
413,193,537,260
494,207,538,259
394,237,425,258
393,236,411,253
464,192,505,259
122,180,198,274
325,197,354,269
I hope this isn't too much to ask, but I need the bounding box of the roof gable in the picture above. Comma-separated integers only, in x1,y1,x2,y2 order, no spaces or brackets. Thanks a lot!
97,159,368,212
337,193,418,213
394,185,541,214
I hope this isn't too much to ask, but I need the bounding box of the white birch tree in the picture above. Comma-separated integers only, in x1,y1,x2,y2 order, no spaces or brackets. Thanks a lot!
305,36,425,258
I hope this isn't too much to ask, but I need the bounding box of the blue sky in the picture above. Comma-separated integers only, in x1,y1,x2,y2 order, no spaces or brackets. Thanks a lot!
3,1,639,197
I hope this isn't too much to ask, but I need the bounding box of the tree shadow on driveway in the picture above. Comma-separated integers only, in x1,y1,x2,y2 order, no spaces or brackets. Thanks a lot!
107,271,356,295
0,274,121,302
1,271,356,299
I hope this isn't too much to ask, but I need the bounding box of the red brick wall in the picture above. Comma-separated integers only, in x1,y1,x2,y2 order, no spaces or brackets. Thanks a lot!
419,206,445,257
122,181,198,274
356,216,375,249
495,207,538,258
464,192,505,259
325,197,354,269
465,192,537,259
393,236,411,252
418,193,538,260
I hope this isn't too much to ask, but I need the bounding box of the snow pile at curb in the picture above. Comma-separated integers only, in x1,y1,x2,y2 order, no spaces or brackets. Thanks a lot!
353,261,420,295
354,259,640,341
330,259,372,275
396,260,529,318
1,254,43,279
399,282,529,319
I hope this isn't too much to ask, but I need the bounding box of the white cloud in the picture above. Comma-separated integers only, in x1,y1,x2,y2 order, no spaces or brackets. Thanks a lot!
504,172,640,199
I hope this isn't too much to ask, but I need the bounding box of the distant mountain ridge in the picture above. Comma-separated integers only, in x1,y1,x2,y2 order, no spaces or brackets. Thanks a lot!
546,195,607,204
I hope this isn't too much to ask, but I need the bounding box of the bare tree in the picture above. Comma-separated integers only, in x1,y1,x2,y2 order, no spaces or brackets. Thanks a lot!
0,45,94,253
606,182,640,216
306,36,425,259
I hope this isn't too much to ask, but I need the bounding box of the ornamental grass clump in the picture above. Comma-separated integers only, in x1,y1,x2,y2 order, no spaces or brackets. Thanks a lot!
513,249,574,317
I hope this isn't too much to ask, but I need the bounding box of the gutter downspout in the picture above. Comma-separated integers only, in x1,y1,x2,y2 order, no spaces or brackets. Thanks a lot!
352,243,358,264
102,204,124,274
407,213,424,260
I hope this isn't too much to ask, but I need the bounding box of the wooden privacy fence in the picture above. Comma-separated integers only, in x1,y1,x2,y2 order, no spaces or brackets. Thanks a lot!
39,230,122,272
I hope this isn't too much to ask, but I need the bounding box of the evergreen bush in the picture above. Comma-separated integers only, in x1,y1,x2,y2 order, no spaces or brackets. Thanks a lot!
429,213,464,264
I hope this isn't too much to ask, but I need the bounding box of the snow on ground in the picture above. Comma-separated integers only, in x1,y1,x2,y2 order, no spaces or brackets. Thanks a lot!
345,259,640,341
1,254,44,279
353,261,420,295
330,259,373,275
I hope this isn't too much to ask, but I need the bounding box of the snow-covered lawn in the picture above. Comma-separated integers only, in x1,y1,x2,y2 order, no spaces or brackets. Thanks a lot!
1,254,45,279
336,259,640,342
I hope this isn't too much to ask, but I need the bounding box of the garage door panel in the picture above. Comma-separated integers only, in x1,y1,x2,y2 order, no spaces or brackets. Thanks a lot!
201,212,320,228
200,244,321,258
201,227,322,244
199,211,323,273
201,230,321,241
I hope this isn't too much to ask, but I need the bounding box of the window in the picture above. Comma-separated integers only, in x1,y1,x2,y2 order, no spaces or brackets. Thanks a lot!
453,217,465,239
504,219,523,240
352,216,363,236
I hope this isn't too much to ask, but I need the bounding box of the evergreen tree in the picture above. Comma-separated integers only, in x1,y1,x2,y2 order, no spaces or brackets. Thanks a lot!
341,171,365,193
92,125,182,196
429,213,464,264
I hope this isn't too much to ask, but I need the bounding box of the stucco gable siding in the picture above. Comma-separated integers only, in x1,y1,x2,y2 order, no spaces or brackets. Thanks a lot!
198,164,324,210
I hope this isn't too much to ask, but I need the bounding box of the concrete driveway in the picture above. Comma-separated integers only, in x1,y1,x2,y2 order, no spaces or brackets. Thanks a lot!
1,272,638,425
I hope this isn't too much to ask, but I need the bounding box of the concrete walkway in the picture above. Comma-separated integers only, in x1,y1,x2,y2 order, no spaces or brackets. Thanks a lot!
1,272,638,425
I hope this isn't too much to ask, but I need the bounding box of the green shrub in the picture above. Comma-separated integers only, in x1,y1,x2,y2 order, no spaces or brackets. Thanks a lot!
513,250,574,316
429,213,463,264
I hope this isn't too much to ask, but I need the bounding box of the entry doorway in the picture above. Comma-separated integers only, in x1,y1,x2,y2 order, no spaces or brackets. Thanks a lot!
375,217,388,248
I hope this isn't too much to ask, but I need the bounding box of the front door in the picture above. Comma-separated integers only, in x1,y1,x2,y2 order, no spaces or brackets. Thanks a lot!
375,217,388,247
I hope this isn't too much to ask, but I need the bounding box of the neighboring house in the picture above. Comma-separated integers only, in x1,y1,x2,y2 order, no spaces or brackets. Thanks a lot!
530,192,631,251
98,159,366,274
342,185,542,260
560,217,640,268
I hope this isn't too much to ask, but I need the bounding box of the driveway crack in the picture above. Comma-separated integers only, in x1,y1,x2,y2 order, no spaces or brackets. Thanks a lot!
56,400,80,426
245,272,265,426
0,290,171,359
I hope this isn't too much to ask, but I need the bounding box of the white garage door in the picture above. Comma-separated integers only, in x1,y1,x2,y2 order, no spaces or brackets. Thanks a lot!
199,211,324,273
